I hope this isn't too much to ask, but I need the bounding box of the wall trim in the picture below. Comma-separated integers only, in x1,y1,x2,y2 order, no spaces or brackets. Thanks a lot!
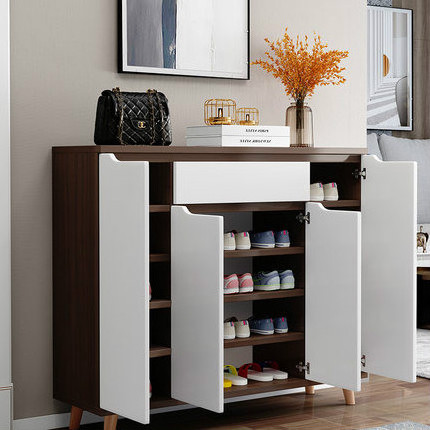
13,385,333,429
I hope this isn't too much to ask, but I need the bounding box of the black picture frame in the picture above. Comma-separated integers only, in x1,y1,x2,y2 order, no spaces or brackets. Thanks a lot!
118,0,250,80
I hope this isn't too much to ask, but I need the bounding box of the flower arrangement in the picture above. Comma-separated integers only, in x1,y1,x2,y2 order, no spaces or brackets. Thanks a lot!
252,28,349,106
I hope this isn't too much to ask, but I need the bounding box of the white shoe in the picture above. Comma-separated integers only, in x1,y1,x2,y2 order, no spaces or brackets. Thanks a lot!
235,232,251,250
224,232,236,250
233,319,250,338
224,320,235,340
310,183,324,201
323,183,339,201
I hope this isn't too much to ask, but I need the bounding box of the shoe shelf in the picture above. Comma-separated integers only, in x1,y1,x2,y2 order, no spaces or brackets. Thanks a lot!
224,247,305,259
224,377,317,399
150,345,172,358
150,299,172,310
150,253,170,263
224,289,304,303
224,332,304,349
150,205,171,213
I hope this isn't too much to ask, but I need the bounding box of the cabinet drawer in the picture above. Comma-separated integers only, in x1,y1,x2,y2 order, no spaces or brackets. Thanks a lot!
173,162,310,204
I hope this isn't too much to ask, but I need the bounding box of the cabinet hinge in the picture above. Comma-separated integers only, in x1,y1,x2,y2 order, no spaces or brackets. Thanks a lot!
361,354,366,367
297,212,310,224
353,168,367,180
296,361,310,374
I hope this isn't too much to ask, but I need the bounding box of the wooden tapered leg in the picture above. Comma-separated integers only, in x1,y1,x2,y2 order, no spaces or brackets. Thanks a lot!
343,389,355,405
305,386,315,395
69,406,83,430
104,415,118,430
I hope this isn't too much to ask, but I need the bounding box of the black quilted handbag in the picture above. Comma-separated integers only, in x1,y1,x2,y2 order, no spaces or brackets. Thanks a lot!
94,88,172,146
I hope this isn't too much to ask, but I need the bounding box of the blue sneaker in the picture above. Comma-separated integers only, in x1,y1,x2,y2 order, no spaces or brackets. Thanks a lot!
273,316,289,334
279,270,295,290
275,230,290,248
253,271,280,291
248,317,274,335
250,231,275,248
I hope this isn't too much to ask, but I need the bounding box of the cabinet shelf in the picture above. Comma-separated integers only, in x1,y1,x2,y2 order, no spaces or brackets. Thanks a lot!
224,289,304,303
150,299,172,310
224,332,304,349
224,377,316,399
150,345,171,358
150,253,170,263
225,247,304,259
150,205,171,213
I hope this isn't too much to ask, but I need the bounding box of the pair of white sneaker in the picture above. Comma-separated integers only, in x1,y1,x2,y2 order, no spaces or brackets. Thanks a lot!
224,317,250,340
310,182,339,201
224,231,250,251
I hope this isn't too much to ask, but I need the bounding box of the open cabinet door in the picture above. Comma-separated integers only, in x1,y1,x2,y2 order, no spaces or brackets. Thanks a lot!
362,155,417,382
306,203,361,391
99,154,150,424
171,206,224,413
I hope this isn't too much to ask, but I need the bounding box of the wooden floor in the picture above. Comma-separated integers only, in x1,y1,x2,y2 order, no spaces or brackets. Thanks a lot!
60,376,430,430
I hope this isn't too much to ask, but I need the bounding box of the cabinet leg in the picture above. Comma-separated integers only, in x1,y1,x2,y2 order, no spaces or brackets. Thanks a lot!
69,406,83,430
305,386,315,395
104,414,118,430
342,389,355,405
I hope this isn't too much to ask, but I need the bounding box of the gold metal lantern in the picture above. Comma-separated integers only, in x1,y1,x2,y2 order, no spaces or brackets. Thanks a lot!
236,107,260,126
204,99,236,125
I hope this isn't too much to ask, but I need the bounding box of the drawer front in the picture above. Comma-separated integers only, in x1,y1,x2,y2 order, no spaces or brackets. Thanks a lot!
174,162,310,204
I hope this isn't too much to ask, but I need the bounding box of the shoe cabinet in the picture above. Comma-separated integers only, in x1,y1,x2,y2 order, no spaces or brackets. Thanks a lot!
52,146,417,428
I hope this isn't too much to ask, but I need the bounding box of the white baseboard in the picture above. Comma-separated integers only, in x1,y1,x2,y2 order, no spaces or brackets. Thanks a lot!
13,385,333,429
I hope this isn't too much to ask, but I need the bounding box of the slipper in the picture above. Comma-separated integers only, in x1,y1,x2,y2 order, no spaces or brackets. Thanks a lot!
259,361,289,380
224,365,248,386
223,378,232,388
238,363,273,382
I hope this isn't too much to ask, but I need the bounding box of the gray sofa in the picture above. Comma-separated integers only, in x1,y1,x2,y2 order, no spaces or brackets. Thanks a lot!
367,133,430,227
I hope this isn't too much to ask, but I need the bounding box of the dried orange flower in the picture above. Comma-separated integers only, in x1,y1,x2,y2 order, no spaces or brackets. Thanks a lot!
252,28,349,103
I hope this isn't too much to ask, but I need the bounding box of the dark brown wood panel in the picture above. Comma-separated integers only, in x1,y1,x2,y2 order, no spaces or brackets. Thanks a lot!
150,299,172,310
224,332,304,348
150,346,172,358
225,247,305,259
52,151,106,415
224,289,304,303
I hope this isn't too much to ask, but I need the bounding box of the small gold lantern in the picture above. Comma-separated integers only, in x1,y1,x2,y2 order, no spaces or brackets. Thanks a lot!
204,99,236,125
236,107,260,126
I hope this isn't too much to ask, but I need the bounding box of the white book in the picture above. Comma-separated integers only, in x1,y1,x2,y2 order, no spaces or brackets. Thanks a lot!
186,125,290,138
186,135,290,148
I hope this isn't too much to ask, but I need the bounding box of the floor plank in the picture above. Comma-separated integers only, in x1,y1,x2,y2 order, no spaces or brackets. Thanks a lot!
56,376,430,430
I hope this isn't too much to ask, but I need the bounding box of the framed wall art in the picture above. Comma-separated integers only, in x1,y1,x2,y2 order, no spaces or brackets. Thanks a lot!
119,0,250,79
367,6,413,131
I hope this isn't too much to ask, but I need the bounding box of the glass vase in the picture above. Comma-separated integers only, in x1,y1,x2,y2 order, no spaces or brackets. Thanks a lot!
286,101,314,148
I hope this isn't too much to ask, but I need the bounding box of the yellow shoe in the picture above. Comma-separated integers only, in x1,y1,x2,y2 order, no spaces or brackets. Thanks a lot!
223,378,232,388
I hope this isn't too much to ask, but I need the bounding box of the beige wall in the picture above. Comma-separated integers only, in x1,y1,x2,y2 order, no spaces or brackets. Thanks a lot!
10,0,366,420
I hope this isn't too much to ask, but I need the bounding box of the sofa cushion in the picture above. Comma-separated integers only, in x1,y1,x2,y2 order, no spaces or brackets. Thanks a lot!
379,134,430,224
367,133,383,159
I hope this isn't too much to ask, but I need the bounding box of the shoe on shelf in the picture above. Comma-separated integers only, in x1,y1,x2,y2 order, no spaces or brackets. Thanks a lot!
224,319,236,340
323,182,339,201
273,316,289,334
224,365,248,386
250,231,275,249
238,273,254,293
224,274,239,295
224,232,236,251
275,230,291,248
235,231,251,250
150,382,152,398
225,317,250,338
238,363,273,382
279,270,295,290
149,284,152,301
310,183,324,201
248,316,274,335
223,378,232,388
259,361,289,380
253,271,280,291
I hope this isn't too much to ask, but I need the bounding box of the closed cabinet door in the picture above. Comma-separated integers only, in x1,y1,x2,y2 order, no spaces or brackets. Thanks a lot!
305,203,362,391
361,155,417,382
99,154,151,424
0,389,11,430
171,206,224,413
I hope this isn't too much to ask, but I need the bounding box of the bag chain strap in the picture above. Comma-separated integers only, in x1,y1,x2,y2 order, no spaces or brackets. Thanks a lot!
112,87,124,145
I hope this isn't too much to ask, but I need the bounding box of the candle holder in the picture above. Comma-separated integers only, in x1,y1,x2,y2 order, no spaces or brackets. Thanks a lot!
236,107,259,126
204,99,236,125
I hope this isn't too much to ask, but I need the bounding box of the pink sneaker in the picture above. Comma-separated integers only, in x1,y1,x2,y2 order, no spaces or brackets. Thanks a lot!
224,274,239,294
238,273,254,293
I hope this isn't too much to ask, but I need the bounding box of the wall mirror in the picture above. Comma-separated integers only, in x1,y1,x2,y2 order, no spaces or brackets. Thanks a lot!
367,6,413,131
119,0,249,79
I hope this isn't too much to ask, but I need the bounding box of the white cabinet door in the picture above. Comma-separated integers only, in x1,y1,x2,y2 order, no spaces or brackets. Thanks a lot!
362,155,417,382
306,203,362,391
171,206,224,413
0,389,11,430
99,154,150,424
